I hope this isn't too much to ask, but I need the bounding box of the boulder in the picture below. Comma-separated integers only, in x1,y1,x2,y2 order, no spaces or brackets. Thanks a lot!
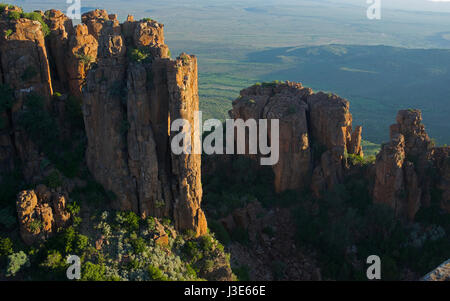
16,188,71,245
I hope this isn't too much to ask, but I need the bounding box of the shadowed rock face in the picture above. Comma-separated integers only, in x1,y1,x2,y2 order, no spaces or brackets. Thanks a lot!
230,82,363,195
81,8,206,236
374,110,449,220
0,9,207,237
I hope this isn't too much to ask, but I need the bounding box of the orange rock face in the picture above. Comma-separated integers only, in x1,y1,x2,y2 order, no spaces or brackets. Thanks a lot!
1,9,208,238
230,82,363,196
0,16,53,104
16,187,71,245
80,12,207,236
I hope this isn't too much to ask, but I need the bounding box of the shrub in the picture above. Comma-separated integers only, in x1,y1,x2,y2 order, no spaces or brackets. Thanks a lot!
81,262,107,281
148,264,169,281
21,12,50,37
6,251,29,277
183,241,203,262
142,17,153,22
8,11,21,20
0,237,13,257
66,201,81,216
0,4,8,13
29,219,42,233
348,154,376,167
5,29,13,37
131,236,146,254
40,250,64,270
204,259,214,271
128,47,151,63
115,211,140,233
200,235,215,253
185,264,197,279
75,53,94,67
49,226,90,255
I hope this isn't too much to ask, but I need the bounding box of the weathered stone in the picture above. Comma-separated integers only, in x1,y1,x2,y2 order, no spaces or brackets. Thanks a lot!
16,188,71,245
373,110,449,219
230,82,363,196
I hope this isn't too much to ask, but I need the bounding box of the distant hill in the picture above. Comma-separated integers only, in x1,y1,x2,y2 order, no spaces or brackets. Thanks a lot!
197,45,450,145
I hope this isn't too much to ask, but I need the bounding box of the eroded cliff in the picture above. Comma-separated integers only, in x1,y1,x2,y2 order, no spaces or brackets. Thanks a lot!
0,7,206,239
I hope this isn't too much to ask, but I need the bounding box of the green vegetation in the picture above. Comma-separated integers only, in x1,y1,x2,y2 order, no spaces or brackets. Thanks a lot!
180,53,191,66
18,93,86,178
128,47,151,63
5,9,50,36
0,4,11,13
75,53,94,67
6,251,29,277
7,11,20,20
142,17,153,22
21,12,50,37
292,177,449,280
45,170,63,189
28,220,42,234
5,29,13,37
202,147,448,280
148,265,169,281
115,211,140,233
347,154,376,167
0,237,13,257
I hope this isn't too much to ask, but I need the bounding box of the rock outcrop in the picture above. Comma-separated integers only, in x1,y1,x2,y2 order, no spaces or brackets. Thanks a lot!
81,9,206,236
421,259,450,281
0,9,207,238
16,186,71,245
373,110,449,220
230,82,363,195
